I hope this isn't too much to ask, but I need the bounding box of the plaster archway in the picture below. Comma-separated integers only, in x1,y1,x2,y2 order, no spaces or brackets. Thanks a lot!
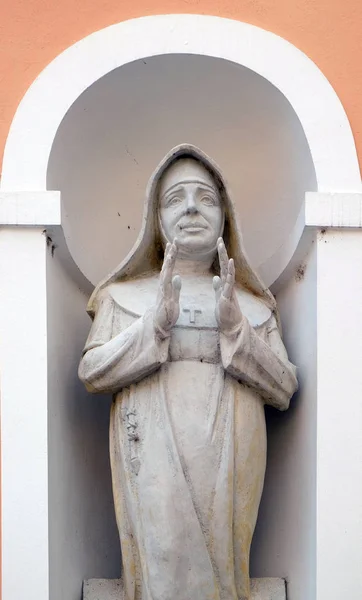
1,14,360,286
1,14,360,193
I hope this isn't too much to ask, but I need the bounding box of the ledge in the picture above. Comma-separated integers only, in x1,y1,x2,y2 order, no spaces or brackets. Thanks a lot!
305,192,362,228
0,191,61,226
83,577,286,600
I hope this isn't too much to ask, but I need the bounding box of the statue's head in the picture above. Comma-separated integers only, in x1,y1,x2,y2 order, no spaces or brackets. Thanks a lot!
158,158,225,261
88,144,276,321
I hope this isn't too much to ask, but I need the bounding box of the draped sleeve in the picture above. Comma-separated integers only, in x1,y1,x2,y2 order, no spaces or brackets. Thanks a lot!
78,288,170,394
220,314,298,410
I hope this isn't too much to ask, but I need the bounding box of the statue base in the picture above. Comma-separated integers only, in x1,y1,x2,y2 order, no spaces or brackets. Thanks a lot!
83,577,286,599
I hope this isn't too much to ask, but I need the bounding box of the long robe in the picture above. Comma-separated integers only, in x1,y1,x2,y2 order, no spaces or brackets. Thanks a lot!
79,277,297,600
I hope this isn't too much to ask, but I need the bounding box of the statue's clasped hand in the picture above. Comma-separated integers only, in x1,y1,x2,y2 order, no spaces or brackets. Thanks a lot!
213,238,243,335
154,240,181,338
154,237,243,338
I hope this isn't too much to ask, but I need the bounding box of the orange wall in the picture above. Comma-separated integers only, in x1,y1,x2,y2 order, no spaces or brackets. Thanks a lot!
0,0,362,175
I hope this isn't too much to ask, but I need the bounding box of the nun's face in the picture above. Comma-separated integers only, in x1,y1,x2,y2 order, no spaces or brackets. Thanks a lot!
158,159,224,258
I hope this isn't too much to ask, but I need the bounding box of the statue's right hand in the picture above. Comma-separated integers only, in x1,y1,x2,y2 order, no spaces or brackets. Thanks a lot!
154,240,181,337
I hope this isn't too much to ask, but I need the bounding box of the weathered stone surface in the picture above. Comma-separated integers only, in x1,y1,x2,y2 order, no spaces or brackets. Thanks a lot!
83,577,286,600
79,145,297,599
83,578,124,600
251,577,286,599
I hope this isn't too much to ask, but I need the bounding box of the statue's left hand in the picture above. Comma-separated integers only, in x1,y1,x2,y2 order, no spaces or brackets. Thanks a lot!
154,240,182,337
213,238,243,335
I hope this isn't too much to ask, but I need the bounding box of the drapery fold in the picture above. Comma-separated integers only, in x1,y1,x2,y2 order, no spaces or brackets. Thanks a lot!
79,289,297,600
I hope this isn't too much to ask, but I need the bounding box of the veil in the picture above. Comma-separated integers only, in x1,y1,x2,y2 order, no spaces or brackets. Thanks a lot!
87,144,277,324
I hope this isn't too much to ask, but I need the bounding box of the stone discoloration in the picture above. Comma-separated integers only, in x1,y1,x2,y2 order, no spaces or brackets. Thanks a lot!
83,577,286,600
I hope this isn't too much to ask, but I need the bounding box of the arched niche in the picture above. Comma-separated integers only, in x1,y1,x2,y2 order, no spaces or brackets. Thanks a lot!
46,53,317,289
1,15,360,600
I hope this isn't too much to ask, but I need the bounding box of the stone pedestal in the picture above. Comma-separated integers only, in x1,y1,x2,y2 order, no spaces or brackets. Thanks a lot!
83,578,286,600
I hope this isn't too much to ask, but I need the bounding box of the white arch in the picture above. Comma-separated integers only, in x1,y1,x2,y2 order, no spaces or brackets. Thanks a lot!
1,14,360,192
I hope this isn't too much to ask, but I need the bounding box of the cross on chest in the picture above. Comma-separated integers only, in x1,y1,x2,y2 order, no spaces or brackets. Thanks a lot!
183,306,202,324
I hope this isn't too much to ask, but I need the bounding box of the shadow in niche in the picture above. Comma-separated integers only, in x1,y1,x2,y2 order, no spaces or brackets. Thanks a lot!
46,247,121,600
251,386,305,579
251,407,289,580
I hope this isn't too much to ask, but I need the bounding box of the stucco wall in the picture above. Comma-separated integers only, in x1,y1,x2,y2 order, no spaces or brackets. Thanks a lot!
1,0,362,171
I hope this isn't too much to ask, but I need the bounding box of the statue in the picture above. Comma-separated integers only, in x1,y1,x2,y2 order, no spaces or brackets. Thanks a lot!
79,144,298,600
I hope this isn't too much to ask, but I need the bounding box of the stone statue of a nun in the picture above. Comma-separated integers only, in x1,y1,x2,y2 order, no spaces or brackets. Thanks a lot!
79,144,298,600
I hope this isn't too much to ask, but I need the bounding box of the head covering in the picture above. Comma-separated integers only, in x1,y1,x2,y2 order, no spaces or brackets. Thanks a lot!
87,144,277,320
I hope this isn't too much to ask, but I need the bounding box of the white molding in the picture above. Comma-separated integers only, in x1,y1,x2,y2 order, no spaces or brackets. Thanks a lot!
270,192,362,292
0,191,61,225
305,192,362,227
1,14,360,193
2,191,360,230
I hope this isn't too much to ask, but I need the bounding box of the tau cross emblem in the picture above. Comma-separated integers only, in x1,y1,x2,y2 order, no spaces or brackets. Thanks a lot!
183,306,202,324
